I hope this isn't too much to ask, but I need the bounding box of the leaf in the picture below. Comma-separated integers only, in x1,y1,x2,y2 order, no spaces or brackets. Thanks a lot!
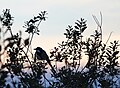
28,19,35,23
81,26,87,33
4,42,14,50
0,45,1,51
3,37,14,42
66,29,69,33
64,33,67,36
81,18,84,21
57,52,61,58
74,26,79,29
17,38,21,46
106,49,112,54
50,54,54,58
112,51,119,57
106,52,111,58
24,38,29,46
75,22,81,27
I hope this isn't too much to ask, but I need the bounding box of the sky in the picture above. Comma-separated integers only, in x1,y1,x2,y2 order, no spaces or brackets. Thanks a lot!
0,0,120,55
0,1,120,86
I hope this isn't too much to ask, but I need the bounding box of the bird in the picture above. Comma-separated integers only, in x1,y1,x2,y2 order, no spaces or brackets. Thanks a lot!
34,47,56,75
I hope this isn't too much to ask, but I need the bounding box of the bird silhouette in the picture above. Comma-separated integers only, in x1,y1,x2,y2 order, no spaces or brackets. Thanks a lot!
34,47,56,75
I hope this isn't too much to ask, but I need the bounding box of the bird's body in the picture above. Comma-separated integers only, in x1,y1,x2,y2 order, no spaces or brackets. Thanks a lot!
34,47,56,75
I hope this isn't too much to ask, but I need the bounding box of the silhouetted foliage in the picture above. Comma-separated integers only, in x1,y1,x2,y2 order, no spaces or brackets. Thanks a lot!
0,9,47,88
0,9,120,88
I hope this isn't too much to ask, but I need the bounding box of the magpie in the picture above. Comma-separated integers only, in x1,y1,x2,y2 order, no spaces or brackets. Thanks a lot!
34,47,56,75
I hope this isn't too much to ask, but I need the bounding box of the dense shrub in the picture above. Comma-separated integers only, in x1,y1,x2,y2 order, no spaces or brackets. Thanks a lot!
0,9,120,88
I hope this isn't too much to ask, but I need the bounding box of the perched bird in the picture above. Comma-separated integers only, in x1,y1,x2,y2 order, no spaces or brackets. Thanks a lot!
34,47,56,75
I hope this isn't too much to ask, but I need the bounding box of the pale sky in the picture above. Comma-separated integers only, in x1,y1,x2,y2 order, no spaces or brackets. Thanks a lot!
0,0,120,54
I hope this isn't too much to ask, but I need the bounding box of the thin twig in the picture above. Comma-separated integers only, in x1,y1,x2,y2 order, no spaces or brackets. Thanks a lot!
105,32,113,45
100,11,102,41
26,20,42,54
22,49,35,75
92,12,103,41
43,74,53,86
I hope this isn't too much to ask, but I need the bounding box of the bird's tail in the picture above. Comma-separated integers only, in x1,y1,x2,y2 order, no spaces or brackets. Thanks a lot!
47,61,56,76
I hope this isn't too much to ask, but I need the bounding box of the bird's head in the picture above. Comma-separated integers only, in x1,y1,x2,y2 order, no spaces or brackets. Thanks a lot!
34,47,43,53
34,47,41,50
